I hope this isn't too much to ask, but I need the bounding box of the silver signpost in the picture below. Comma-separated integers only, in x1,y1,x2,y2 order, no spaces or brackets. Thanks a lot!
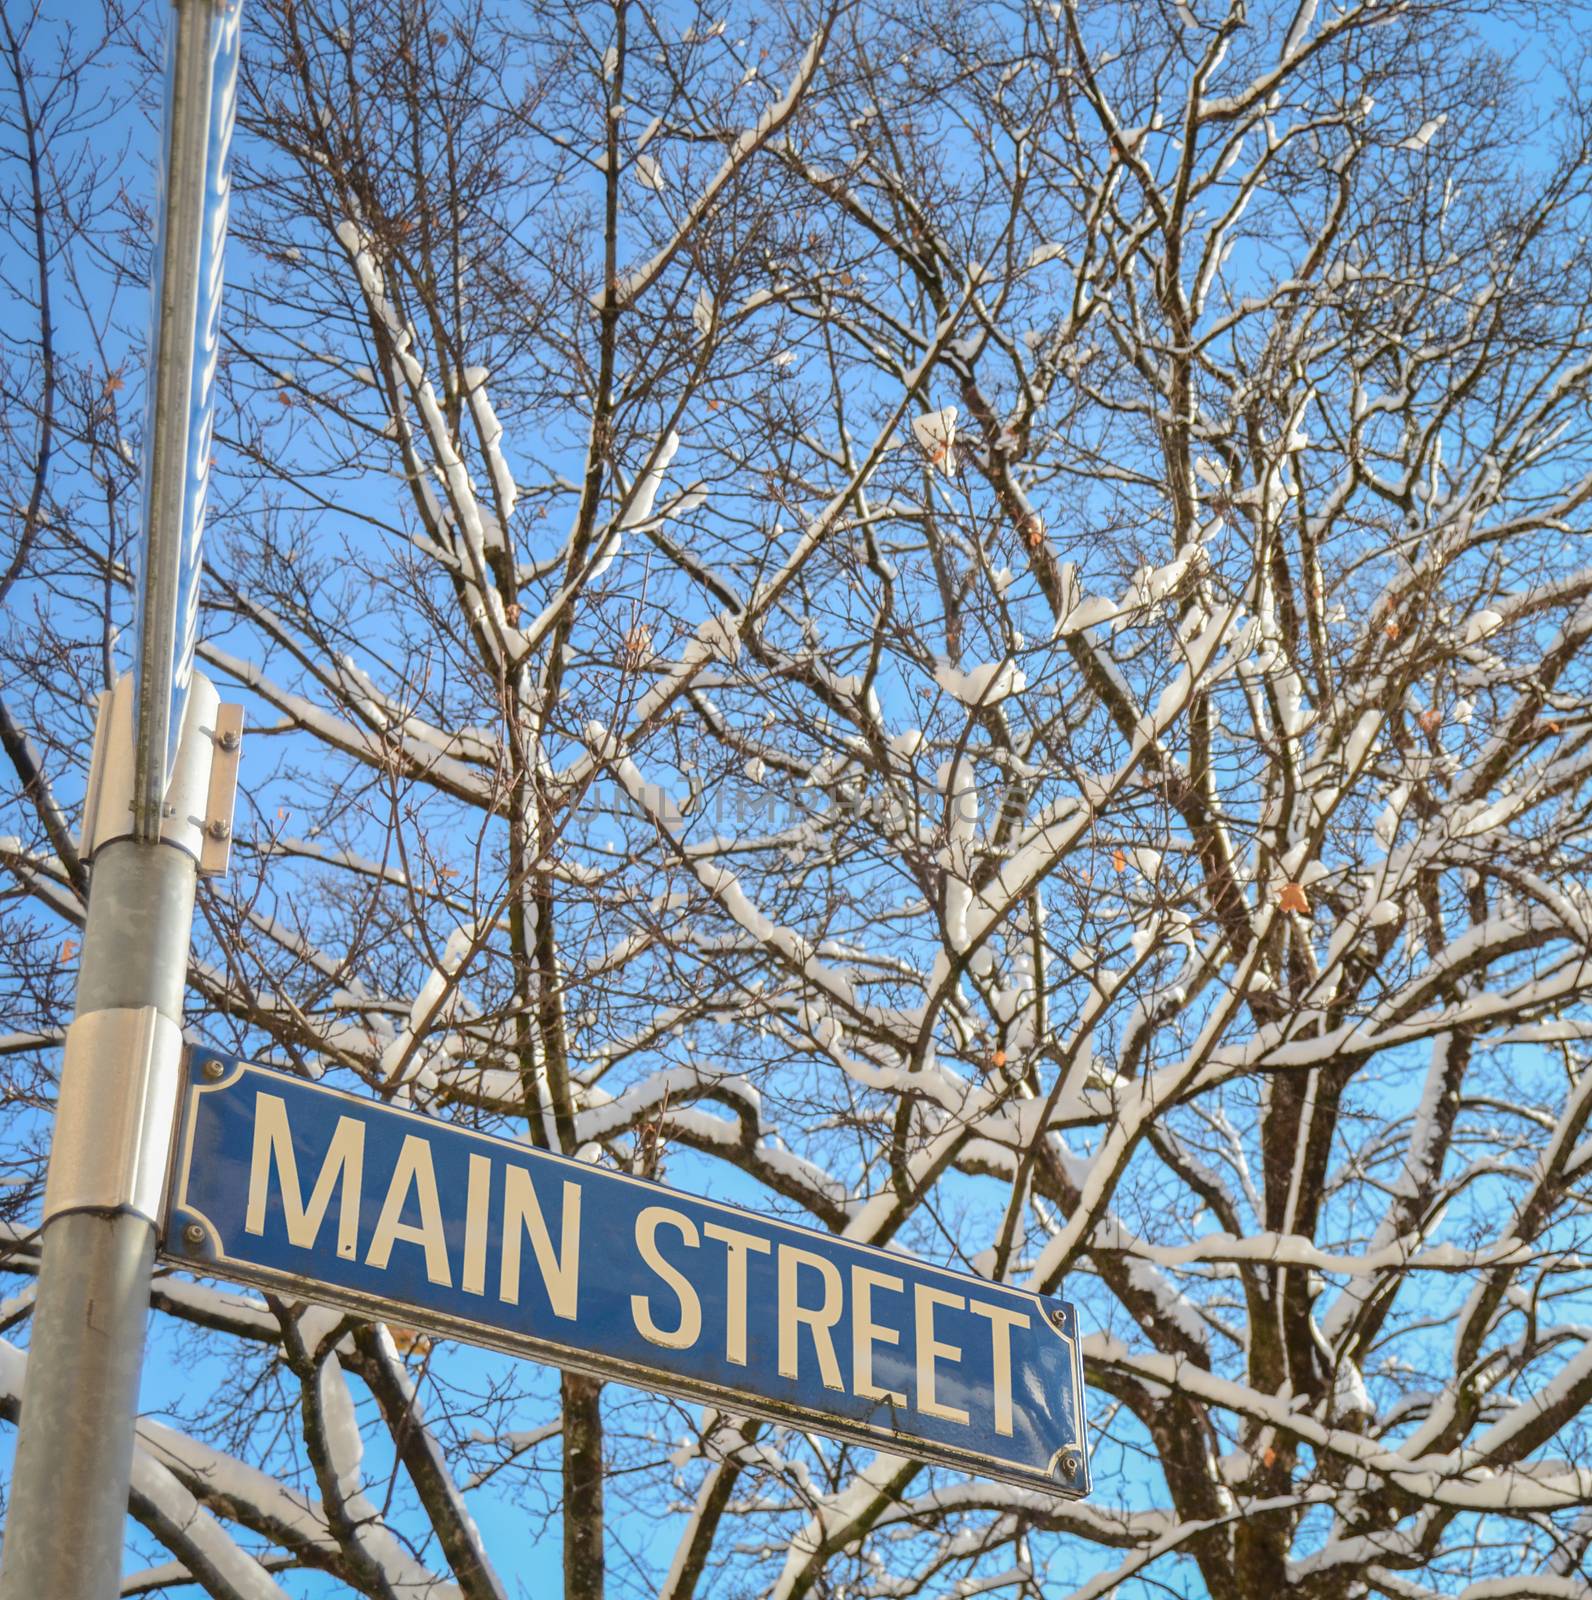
0,1,244,1594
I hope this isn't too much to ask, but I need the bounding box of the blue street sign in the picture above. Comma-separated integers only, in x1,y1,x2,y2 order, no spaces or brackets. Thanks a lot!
164,1053,1091,1496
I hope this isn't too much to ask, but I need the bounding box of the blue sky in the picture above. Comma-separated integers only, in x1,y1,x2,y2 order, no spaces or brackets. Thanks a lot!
3,0,1592,1594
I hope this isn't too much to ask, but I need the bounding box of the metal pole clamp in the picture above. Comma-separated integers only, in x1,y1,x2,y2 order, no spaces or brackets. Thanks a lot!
41,1007,184,1227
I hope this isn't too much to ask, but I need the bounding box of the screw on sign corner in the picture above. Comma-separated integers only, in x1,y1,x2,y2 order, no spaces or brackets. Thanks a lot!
1048,1305,1069,1332
1056,1449,1084,1484
201,1057,225,1079
182,1223,206,1248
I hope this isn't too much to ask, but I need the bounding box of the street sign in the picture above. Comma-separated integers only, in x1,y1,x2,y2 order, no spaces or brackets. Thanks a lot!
163,1052,1091,1496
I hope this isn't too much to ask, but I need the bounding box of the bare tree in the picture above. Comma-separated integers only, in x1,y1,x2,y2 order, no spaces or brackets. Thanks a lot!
4,0,1592,1596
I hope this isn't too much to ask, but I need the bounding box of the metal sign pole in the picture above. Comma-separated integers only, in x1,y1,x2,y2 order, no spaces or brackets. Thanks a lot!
0,1,242,1593
0,845,199,1597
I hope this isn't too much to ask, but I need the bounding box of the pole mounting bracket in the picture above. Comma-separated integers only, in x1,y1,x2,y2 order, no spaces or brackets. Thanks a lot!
41,1007,185,1227
79,670,242,876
